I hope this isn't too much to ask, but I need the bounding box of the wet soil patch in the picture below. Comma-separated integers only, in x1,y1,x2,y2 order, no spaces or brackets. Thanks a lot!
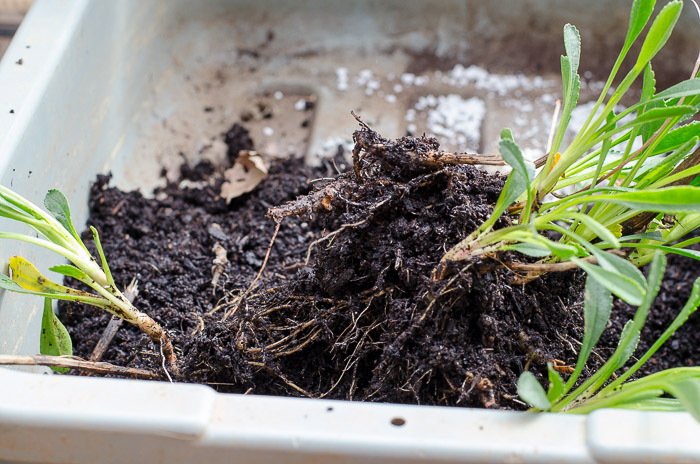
61,123,699,409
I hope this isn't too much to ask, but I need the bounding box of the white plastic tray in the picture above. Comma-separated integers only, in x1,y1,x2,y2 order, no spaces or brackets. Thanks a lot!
0,1,698,462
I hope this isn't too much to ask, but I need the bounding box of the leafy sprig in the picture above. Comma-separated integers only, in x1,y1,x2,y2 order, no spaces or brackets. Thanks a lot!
0,186,178,376
441,0,700,306
518,252,700,421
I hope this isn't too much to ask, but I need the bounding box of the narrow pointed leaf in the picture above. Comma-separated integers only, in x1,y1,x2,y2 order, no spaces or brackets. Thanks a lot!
509,243,552,258
663,378,700,422
579,277,612,374
90,226,114,287
49,264,89,280
654,78,700,101
570,214,620,248
518,371,551,410
653,122,700,154
40,298,72,373
591,249,647,291
616,320,641,369
635,1,682,68
580,187,700,213
572,258,645,306
500,128,515,141
547,363,565,402
625,0,656,50
619,231,664,242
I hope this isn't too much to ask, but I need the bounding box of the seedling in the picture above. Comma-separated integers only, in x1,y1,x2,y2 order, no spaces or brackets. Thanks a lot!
0,186,178,376
518,251,700,421
440,0,700,306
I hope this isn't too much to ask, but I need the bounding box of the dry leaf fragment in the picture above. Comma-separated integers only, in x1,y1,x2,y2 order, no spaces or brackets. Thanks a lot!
211,242,229,294
220,150,269,203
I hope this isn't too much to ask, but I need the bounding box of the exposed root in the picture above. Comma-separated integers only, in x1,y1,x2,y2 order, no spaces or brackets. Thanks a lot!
88,279,139,364
507,250,627,284
222,221,280,321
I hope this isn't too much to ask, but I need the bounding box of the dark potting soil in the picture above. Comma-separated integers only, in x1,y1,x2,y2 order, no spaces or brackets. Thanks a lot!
60,122,700,409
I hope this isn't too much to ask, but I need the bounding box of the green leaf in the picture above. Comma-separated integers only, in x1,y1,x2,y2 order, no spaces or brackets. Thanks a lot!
90,226,114,287
569,213,620,248
561,56,571,100
663,378,700,422
563,24,581,75
638,137,699,188
580,277,613,375
614,106,696,134
652,122,700,154
618,278,700,385
44,189,82,244
537,235,581,261
500,138,535,213
635,0,682,69
573,258,645,306
500,139,533,187
618,231,664,242
500,128,515,141
654,78,700,101
49,264,89,280
518,371,551,410
547,363,565,402
39,298,72,373
616,320,641,369
509,243,552,258
592,249,647,291
477,141,533,234
625,0,656,51
581,186,700,213
627,244,700,261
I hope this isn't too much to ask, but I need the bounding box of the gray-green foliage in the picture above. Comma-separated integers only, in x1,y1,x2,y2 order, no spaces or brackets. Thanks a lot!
0,186,178,373
442,0,700,306
518,252,700,421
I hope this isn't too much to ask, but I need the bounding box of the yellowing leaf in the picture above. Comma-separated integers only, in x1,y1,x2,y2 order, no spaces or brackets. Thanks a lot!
9,256,94,298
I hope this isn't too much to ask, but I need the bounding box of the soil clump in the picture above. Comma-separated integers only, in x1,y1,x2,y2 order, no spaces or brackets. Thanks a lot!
61,122,699,409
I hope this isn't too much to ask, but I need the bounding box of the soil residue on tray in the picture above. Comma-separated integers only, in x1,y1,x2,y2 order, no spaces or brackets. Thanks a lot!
60,121,700,409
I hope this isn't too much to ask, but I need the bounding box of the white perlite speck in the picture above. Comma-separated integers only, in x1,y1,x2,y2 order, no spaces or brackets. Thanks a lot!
336,67,349,91
262,127,274,136
442,64,553,96
416,94,486,151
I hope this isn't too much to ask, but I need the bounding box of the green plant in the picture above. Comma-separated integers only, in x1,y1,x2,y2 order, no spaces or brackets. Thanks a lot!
0,186,178,376
518,251,700,420
440,0,700,306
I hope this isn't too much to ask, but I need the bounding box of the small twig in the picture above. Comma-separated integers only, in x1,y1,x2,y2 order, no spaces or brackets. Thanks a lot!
190,311,205,337
88,279,139,364
0,354,160,380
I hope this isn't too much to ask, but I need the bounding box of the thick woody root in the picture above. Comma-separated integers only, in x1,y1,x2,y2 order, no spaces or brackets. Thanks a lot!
131,310,179,377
